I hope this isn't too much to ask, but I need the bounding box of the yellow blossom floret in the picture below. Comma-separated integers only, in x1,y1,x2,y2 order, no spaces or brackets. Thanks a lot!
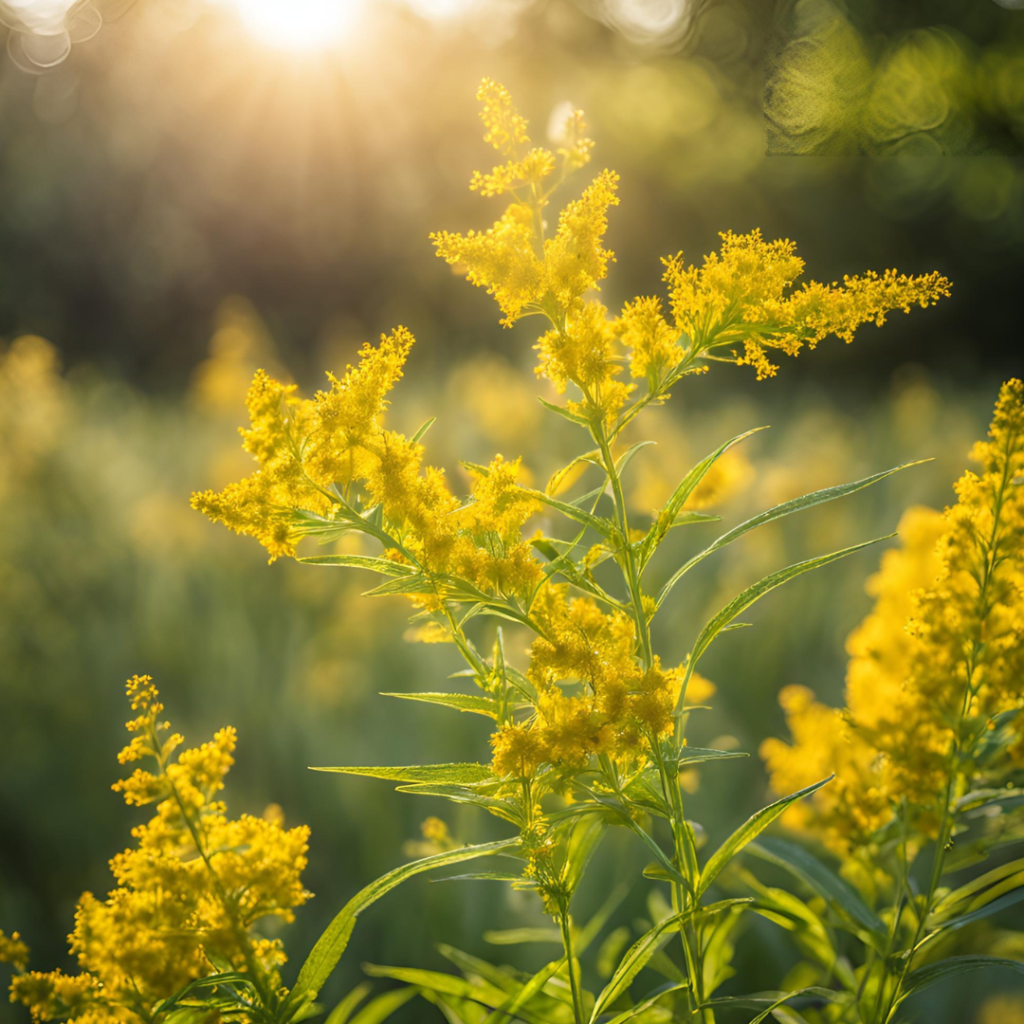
662,229,951,379
10,677,311,1023
762,380,1024,854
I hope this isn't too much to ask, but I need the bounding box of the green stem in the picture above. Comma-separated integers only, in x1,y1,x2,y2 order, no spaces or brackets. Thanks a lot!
592,423,653,668
558,903,586,1024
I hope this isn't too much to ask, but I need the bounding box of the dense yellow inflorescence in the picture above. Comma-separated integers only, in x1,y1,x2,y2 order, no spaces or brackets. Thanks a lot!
9,676,310,1024
191,330,544,601
661,230,951,380
491,585,715,777
762,380,1024,855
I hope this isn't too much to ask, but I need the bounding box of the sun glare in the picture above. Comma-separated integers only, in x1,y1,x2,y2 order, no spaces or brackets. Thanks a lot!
227,0,365,50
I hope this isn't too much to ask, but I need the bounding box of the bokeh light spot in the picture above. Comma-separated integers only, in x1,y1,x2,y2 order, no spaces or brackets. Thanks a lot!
225,0,366,50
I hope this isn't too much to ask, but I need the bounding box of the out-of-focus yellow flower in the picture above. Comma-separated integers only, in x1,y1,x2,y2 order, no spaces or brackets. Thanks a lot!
0,336,66,499
0,930,29,973
188,297,279,416
763,380,1024,854
10,676,311,1024
448,354,543,449
976,993,1024,1024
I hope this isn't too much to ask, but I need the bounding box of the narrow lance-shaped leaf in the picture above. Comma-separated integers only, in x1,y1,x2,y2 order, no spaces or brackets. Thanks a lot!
747,837,886,944
697,778,833,897
411,416,436,444
603,983,690,1024
701,987,845,1024
482,957,566,1024
380,692,499,718
895,956,1024,1008
347,988,418,1024
531,490,616,541
323,984,371,1024
658,461,926,605
362,965,508,1007
310,763,494,785
589,913,686,1022
637,427,766,569
297,554,415,576
686,536,891,670
676,747,749,767
286,838,517,1011
563,813,609,897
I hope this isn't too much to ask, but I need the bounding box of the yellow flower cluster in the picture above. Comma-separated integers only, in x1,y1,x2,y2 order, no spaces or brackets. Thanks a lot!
435,83,949,437
662,230,952,380
491,586,714,777
762,380,1024,853
0,930,29,973
432,80,611,327
191,330,543,600
10,676,310,1024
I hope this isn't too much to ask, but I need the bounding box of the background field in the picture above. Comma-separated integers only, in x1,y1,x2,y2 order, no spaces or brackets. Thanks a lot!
1,0,1022,1020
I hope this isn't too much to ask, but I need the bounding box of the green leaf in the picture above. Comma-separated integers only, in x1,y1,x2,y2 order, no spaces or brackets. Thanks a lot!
658,461,926,603
638,427,765,569
922,888,1024,944
483,928,562,946
588,913,686,1022
546,450,601,496
603,983,690,1024
747,837,886,944
564,813,608,896
433,872,524,883
394,784,521,825
324,984,371,1024
676,747,748,767
411,417,437,444
482,958,566,1024
686,537,891,666
531,490,616,540
310,763,494,784
931,856,1024,918
380,692,498,718
698,778,833,897
362,965,507,1008
702,987,844,1024
897,956,1024,1007
297,554,414,575
348,987,418,1024
287,839,516,1010
538,396,592,425
614,440,656,476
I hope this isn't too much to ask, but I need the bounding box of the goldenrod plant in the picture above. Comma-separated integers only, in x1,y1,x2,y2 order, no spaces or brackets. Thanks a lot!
757,379,1024,1022
188,81,949,1024
1,81,957,1024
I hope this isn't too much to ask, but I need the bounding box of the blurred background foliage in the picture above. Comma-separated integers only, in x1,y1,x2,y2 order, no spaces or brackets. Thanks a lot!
0,0,1021,1020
